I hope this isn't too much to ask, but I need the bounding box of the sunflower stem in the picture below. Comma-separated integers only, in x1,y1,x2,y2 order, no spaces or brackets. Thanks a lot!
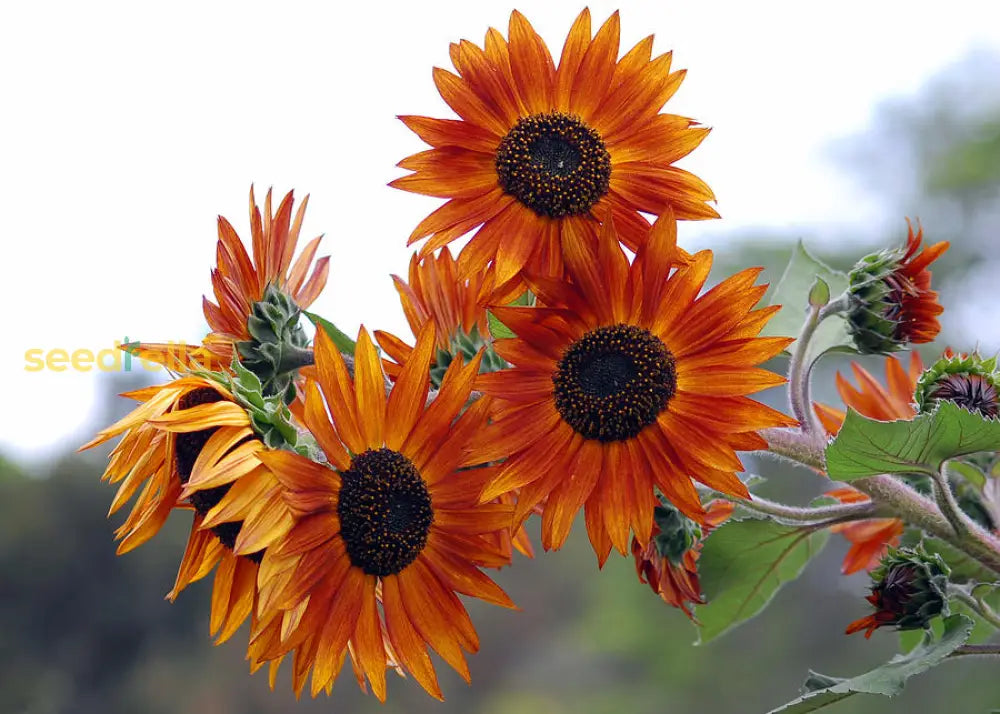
851,474,1000,575
948,585,1000,629
761,427,827,471
931,464,971,539
787,302,824,434
717,491,883,524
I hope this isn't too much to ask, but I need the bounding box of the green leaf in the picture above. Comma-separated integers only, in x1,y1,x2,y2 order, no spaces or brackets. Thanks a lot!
826,401,1000,481
948,459,988,489
695,520,829,643
769,614,973,713
761,241,852,357
808,276,831,308
304,311,356,356
487,310,516,340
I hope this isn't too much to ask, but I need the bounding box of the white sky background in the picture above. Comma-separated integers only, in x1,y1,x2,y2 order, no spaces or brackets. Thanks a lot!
2,0,999,464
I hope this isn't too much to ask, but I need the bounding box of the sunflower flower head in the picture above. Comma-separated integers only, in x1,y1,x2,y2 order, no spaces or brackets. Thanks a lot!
846,220,949,354
377,248,506,386
393,9,716,300
471,211,795,564
80,374,296,642
130,186,330,379
846,546,950,638
913,350,1000,419
631,499,733,620
251,324,516,700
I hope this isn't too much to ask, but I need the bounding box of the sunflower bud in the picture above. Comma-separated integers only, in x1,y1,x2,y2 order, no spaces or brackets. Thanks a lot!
845,546,950,638
913,350,999,418
846,222,948,354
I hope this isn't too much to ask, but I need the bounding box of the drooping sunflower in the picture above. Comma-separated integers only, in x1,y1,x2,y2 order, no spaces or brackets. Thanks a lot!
251,325,516,700
814,352,923,573
631,499,733,620
81,377,293,640
392,9,716,298
471,212,795,563
135,186,330,370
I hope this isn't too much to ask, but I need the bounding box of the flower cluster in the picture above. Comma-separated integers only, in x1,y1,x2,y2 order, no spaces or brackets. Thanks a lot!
83,7,992,708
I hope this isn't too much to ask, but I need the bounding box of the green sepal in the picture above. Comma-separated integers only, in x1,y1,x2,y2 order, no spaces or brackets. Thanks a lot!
651,499,703,566
845,244,910,354
428,324,508,390
236,284,312,400
208,356,322,460
865,545,951,633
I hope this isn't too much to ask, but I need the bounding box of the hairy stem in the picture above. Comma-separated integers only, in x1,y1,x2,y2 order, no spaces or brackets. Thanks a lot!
788,303,823,434
761,427,827,471
948,586,1000,629
931,465,971,538
851,475,1000,575
717,491,883,524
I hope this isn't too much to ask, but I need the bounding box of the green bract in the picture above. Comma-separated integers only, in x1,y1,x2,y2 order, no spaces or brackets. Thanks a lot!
846,245,908,354
913,350,999,416
237,284,312,402
867,546,951,633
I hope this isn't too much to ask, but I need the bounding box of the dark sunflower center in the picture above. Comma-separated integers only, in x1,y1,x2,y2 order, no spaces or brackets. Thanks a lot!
174,387,261,563
929,374,1000,418
338,448,434,577
552,324,676,442
495,112,611,218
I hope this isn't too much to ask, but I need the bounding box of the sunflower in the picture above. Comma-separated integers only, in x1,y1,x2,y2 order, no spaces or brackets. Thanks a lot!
81,376,292,639
133,186,330,369
376,247,489,380
847,220,949,353
814,352,923,573
631,499,733,620
470,212,795,563
251,325,516,700
392,9,716,299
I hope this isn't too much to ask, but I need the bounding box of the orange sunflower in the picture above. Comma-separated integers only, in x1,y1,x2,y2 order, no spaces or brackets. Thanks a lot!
135,186,330,370
631,499,733,620
376,247,489,380
814,352,923,573
470,212,795,563
81,377,292,640
251,325,516,700
392,9,716,298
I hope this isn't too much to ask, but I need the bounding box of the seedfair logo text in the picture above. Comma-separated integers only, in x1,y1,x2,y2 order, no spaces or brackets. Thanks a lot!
24,339,196,373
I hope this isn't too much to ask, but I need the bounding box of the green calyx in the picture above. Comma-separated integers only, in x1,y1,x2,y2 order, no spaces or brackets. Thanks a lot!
652,498,703,566
202,357,321,461
913,351,1000,418
428,324,507,389
845,246,909,354
236,284,313,402
869,545,950,632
